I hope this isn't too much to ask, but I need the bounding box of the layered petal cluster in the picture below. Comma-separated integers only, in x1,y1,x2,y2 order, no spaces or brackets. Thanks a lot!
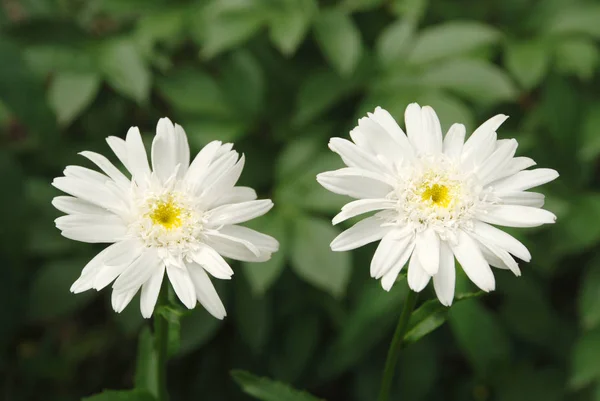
53,118,278,318
317,104,558,305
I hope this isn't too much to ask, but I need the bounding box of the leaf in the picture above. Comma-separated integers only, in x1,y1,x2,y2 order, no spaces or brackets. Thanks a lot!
419,59,518,105
268,0,317,56
293,69,357,126
99,38,151,103
177,307,223,356
48,73,101,126
242,212,287,296
570,326,600,389
156,299,184,357
556,194,600,254
376,19,414,67
200,3,267,58
220,50,265,118
390,0,429,22
578,258,600,330
313,10,363,76
0,38,57,136
318,281,407,380
546,4,600,39
448,298,512,375
231,370,325,401
234,276,271,354
341,0,385,11
183,118,247,148
290,216,351,298
134,327,158,398
156,67,231,117
404,292,483,345
504,38,549,89
27,258,96,322
81,390,156,401
407,21,501,65
555,38,599,81
496,366,565,401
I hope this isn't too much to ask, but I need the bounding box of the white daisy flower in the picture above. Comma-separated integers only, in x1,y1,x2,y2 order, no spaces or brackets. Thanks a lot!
317,104,558,306
52,118,278,319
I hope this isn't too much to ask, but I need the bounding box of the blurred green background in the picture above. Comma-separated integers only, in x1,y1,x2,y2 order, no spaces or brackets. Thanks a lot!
1,0,600,400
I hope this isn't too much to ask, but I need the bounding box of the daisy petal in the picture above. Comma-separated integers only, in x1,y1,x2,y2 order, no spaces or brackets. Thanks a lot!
420,106,443,154
112,249,161,293
140,265,166,318
491,168,559,192
191,244,234,279
111,288,138,313
478,205,556,228
174,123,190,178
407,252,431,292
125,127,151,187
443,123,466,159
166,265,197,309
416,228,440,275
330,216,389,251
433,241,455,306
206,199,273,227
332,198,396,225
187,262,227,319
371,230,412,279
472,221,531,261
450,230,495,292
317,168,394,199
498,191,545,208
380,239,415,291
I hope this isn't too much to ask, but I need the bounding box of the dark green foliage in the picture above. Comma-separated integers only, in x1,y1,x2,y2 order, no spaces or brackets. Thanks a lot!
1,0,599,400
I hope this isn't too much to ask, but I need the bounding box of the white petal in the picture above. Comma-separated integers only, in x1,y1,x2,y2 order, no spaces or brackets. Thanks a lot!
200,154,245,206
206,199,273,227
330,216,389,251
405,103,425,153
125,127,151,187
370,107,415,159
79,151,130,189
187,262,227,319
112,249,161,293
486,156,537,183
328,137,388,173
450,230,495,292
371,230,412,279
218,225,279,253
416,229,440,275
56,214,127,243
443,123,465,159
332,198,396,225
356,114,407,161
93,240,143,290
462,114,508,169
166,265,197,309
174,124,190,178
191,244,234,279
478,239,521,276
490,168,559,192
52,196,108,215
199,149,239,191
205,235,270,262
317,168,394,199
185,140,223,189
478,205,556,228
407,252,431,292
64,165,109,184
140,265,166,318
381,239,416,291
152,117,177,183
420,106,443,154
433,241,455,306
111,288,138,313
106,136,130,171
498,191,545,208
52,177,126,214
71,242,131,293
472,221,531,261
207,186,257,209
477,139,518,184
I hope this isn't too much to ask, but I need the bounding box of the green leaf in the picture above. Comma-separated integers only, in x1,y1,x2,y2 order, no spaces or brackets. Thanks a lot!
546,4,600,39
313,10,363,76
376,19,414,67
183,118,247,148
408,21,501,65
231,370,325,401
0,38,56,136
156,67,231,117
504,38,549,89
134,327,158,398
570,326,600,389
177,307,223,356
556,194,600,254
200,3,267,58
578,258,600,330
27,258,96,322
390,0,429,22
293,69,356,126
404,292,483,345
496,366,565,401
99,38,151,103
268,0,317,56
234,276,271,354
48,73,101,126
290,215,351,298
555,38,599,81
242,212,287,295
341,0,385,11
156,299,184,357
81,389,156,401
419,59,518,105
448,299,512,375
220,50,265,118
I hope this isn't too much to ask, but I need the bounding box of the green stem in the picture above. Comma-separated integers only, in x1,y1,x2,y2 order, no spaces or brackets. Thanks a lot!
377,289,419,401
154,282,169,401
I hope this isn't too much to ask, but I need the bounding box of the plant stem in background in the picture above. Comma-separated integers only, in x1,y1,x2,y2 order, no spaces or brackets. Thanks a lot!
155,281,170,401
377,290,419,401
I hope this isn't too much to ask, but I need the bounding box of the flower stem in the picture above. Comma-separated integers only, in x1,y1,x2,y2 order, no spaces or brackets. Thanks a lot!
154,281,170,401
377,289,419,401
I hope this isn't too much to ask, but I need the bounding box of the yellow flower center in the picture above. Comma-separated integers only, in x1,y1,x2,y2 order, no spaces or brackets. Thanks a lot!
421,184,451,208
148,199,182,230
